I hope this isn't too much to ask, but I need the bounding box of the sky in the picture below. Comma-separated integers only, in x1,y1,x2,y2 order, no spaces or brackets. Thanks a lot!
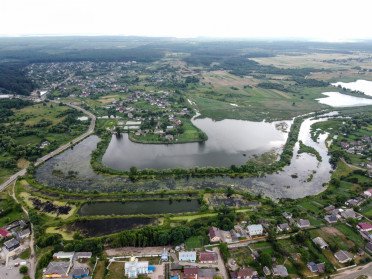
1,0,372,41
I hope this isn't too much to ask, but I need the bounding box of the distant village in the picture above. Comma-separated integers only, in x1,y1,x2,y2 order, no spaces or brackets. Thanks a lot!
339,135,372,176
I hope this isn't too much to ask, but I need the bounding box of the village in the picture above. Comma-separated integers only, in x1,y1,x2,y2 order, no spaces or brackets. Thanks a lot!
1,187,371,279
340,136,372,177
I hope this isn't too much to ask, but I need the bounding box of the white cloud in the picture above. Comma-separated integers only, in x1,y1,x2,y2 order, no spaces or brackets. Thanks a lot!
0,0,371,41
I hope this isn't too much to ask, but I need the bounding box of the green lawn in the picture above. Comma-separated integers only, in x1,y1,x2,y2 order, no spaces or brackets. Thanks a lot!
0,194,25,227
360,201,372,218
185,236,206,250
334,223,365,247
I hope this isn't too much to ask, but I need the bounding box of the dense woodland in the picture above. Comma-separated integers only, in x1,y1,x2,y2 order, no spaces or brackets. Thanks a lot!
0,63,35,95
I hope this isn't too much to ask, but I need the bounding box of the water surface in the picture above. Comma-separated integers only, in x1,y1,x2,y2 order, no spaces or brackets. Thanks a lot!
332,80,372,97
78,199,200,216
102,118,290,170
35,113,337,199
316,92,372,107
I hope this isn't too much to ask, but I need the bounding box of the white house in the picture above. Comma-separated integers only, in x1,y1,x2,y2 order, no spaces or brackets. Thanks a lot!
363,188,372,198
178,251,197,262
247,224,264,237
125,257,149,278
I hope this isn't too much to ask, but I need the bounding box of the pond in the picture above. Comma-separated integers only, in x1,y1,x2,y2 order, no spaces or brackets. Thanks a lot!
78,199,200,216
332,79,372,97
316,92,372,107
102,117,291,170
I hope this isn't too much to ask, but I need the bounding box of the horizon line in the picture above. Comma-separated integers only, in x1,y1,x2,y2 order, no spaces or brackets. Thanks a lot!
0,34,371,43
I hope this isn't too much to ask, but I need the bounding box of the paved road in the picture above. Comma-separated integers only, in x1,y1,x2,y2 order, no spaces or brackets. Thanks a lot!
0,101,96,191
332,262,372,279
212,247,229,279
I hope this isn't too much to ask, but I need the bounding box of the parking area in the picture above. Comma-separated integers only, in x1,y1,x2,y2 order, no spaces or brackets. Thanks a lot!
148,264,164,279
0,258,29,279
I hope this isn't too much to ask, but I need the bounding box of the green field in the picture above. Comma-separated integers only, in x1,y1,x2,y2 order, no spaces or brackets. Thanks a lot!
188,75,331,121
0,101,89,184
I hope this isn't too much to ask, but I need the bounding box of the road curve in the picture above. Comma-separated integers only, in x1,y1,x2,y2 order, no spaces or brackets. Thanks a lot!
0,101,96,192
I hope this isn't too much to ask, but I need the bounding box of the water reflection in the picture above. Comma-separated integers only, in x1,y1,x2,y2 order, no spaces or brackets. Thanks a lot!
102,118,291,170
316,92,372,107
36,113,338,199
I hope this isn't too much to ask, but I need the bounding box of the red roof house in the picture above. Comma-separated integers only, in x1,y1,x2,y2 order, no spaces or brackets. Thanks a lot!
208,227,221,243
357,222,372,232
0,228,11,238
184,266,199,279
199,252,218,263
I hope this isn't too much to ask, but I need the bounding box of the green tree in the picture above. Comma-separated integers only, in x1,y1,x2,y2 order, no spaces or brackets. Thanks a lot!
19,266,28,275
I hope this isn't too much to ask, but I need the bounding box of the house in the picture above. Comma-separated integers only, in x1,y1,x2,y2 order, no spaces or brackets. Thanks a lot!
74,252,92,260
272,265,288,277
324,205,335,213
230,229,240,242
324,214,338,224
231,268,257,279
297,219,311,229
363,188,372,198
247,224,264,237
263,266,271,276
340,208,361,220
334,250,353,263
161,248,169,261
345,198,360,207
6,220,27,231
199,252,218,264
184,266,199,279
71,267,90,279
220,230,233,243
360,231,372,242
16,228,31,240
44,261,71,278
198,268,216,279
282,212,292,220
179,251,197,262
357,222,372,232
53,251,75,260
0,228,11,238
4,238,20,251
165,134,174,141
365,242,372,254
125,257,149,278
277,223,290,232
307,262,325,273
209,227,221,243
312,237,328,249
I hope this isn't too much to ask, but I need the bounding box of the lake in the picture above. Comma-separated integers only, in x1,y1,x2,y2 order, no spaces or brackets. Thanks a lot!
35,113,338,199
316,92,372,107
78,199,200,216
102,117,291,170
332,80,372,97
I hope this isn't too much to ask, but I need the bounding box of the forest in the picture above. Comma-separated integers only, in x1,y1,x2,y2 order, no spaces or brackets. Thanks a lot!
0,62,35,95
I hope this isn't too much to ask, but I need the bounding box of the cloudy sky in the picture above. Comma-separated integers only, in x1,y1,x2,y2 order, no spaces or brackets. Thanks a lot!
1,0,371,41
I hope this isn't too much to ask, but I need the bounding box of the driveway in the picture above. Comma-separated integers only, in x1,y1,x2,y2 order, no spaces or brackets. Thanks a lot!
332,262,372,279
212,247,228,279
